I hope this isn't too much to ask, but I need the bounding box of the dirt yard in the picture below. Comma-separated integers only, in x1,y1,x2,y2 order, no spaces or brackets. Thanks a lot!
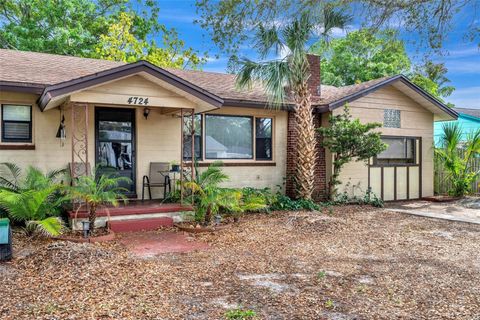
1,206,479,319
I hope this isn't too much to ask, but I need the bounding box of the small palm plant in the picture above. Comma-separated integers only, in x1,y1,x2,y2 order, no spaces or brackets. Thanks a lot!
435,122,480,197
184,162,230,225
0,163,67,236
69,168,130,232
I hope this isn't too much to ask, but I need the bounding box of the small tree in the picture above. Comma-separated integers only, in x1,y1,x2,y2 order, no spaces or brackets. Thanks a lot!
435,122,480,197
318,106,386,200
69,168,130,233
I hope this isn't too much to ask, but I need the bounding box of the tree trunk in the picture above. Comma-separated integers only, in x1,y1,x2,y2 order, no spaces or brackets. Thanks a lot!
88,203,96,233
204,205,212,226
293,82,317,200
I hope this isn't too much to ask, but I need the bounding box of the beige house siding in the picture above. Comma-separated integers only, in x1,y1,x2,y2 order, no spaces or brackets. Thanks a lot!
328,85,434,199
0,89,287,197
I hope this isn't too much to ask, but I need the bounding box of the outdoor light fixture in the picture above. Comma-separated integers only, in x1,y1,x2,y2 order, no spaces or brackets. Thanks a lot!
82,221,90,238
143,107,151,120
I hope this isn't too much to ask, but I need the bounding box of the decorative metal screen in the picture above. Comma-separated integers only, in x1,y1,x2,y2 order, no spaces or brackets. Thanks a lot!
384,109,401,128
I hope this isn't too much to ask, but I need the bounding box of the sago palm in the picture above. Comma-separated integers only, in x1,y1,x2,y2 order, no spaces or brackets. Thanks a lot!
184,161,230,225
435,122,480,196
236,9,350,200
0,187,65,236
0,162,65,193
69,168,130,232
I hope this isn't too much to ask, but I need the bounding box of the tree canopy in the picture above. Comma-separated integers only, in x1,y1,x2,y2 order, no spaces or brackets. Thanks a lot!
195,0,478,56
0,0,205,69
310,29,455,104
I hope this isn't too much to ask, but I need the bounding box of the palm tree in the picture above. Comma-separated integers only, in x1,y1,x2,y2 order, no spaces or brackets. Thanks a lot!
69,168,130,232
235,9,350,200
435,122,480,197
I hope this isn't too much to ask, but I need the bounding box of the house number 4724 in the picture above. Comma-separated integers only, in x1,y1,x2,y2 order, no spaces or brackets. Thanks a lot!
127,97,149,105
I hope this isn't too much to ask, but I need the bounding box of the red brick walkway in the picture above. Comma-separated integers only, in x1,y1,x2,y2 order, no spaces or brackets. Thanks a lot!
117,231,209,257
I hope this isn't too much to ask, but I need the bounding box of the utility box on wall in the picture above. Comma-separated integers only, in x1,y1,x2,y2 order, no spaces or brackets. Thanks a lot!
0,218,12,261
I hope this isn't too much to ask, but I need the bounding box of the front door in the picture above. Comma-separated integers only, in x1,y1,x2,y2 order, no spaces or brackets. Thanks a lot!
95,108,136,197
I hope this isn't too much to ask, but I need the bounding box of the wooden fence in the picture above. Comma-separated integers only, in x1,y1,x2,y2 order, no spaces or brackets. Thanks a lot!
434,153,480,195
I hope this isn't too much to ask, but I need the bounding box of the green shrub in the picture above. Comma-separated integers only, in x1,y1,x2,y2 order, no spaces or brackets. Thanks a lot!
270,192,320,211
68,167,130,232
0,163,67,236
225,308,257,320
333,188,384,208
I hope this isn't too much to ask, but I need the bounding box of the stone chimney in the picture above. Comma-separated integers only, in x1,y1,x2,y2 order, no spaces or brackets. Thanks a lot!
306,54,321,97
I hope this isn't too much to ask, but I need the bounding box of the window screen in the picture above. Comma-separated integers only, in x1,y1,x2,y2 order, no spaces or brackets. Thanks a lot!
255,118,272,160
2,105,32,142
183,114,202,160
205,115,253,159
376,137,415,164
384,109,401,128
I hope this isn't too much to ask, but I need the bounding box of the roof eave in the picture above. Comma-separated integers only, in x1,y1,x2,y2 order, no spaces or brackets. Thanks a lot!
326,75,458,120
0,81,45,95
37,61,224,111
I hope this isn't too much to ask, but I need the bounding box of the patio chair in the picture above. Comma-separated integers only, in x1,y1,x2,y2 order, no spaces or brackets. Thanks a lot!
142,162,171,200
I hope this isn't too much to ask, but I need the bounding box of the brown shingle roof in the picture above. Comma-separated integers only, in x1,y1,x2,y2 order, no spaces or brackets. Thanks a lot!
0,49,399,107
454,108,480,119
0,49,123,86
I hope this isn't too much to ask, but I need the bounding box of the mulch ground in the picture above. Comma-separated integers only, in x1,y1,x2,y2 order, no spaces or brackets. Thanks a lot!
1,205,479,319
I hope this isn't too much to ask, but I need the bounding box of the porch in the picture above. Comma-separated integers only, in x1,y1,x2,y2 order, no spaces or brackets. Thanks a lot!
39,66,221,201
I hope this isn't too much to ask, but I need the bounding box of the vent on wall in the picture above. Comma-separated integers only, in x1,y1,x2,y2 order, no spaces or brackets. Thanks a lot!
384,109,401,128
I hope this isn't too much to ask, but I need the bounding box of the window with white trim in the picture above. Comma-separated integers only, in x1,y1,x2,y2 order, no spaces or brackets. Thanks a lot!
1,105,32,143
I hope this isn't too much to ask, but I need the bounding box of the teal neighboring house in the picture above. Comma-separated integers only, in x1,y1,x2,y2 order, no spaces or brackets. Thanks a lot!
434,108,480,145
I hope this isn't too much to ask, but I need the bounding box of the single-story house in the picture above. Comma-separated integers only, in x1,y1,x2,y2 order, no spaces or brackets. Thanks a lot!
0,49,457,205
434,107,480,145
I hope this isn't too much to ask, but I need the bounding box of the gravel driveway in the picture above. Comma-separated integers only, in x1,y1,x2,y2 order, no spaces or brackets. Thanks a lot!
1,206,479,319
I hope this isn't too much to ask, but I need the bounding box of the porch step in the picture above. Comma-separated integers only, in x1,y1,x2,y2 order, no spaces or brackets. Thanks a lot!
108,217,174,233
68,203,192,219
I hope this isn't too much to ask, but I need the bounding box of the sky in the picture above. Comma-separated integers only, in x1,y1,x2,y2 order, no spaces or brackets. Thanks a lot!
153,1,479,109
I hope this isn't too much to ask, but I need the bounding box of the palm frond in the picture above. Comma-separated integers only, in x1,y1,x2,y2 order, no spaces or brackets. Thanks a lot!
254,24,283,58
0,162,21,192
236,58,291,107
27,217,64,237
320,5,352,41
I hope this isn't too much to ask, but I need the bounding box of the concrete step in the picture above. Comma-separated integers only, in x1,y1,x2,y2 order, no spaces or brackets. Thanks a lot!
108,217,174,233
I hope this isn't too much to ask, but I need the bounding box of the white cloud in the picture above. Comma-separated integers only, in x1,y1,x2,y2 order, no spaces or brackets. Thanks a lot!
446,86,480,108
444,60,480,73
444,46,480,58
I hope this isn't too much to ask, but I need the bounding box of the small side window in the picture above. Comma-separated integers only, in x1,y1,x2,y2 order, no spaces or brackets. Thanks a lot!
384,109,401,128
1,105,32,143
376,137,415,165
255,118,272,160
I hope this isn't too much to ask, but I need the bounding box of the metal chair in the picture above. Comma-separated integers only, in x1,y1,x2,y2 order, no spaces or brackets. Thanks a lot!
142,162,171,200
